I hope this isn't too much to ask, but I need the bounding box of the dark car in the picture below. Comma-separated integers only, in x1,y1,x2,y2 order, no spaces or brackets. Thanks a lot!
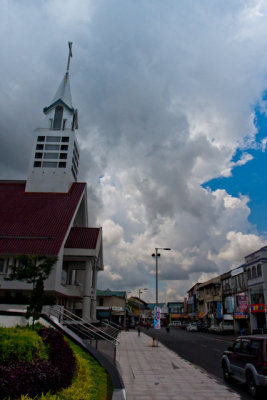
221,335,267,398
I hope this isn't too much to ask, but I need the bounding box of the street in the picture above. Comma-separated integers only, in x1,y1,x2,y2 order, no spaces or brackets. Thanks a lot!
141,326,260,400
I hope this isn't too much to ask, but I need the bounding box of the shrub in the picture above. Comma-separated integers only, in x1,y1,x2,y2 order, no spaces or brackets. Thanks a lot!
0,360,61,399
0,327,112,400
0,326,48,364
38,328,76,388
37,339,113,400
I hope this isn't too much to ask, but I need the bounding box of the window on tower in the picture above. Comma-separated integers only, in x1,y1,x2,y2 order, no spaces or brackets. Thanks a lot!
43,161,57,168
43,153,59,159
53,106,63,130
45,144,60,151
46,136,61,142
35,152,43,159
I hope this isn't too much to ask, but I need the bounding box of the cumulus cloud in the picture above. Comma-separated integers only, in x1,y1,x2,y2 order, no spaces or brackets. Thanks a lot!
0,0,267,301
217,231,265,263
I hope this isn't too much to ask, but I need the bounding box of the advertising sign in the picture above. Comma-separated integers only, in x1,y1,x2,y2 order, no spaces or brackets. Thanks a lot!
238,295,247,312
228,297,233,313
251,303,265,313
154,306,161,329
217,301,222,319
234,312,247,319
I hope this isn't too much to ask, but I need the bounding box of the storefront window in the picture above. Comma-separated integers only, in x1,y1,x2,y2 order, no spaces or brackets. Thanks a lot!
257,264,262,277
252,266,256,278
250,285,264,304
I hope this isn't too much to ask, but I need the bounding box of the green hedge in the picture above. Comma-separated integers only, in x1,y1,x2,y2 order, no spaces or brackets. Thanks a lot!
38,339,113,400
0,326,48,363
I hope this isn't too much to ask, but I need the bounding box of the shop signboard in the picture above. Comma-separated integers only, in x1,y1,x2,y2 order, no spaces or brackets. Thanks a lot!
217,301,222,319
154,306,161,329
234,312,247,319
228,297,233,313
250,303,265,313
238,295,247,312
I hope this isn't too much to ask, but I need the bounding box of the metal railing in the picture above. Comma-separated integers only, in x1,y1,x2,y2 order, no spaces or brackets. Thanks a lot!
100,320,121,338
45,306,119,361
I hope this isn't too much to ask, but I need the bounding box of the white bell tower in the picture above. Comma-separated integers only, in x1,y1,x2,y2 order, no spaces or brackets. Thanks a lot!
26,42,80,193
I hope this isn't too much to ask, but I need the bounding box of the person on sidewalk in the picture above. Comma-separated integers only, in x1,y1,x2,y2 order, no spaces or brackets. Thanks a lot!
137,323,141,336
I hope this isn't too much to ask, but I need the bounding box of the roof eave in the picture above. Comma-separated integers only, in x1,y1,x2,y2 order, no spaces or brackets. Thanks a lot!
43,99,74,114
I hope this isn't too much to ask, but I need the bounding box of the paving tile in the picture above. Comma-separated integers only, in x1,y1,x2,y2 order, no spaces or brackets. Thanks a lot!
116,331,242,400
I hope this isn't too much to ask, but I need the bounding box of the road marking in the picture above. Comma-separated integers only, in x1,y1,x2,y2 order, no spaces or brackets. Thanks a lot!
195,332,234,344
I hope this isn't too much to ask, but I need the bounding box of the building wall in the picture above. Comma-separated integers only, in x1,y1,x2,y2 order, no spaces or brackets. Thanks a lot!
97,296,125,308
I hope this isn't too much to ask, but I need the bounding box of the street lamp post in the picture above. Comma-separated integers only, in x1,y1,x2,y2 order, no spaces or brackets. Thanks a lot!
152,247,171,346
138,288,148,323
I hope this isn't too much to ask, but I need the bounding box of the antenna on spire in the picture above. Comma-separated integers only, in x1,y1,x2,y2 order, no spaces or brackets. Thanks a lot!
66,42,73,73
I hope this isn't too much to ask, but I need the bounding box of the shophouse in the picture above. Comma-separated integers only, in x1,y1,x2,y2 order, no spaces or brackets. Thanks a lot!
167,301,184,323
196,285,205,321
197,276,222,326
244,246,267,333
96,289,127,326
221,265,248,334
128,297,150,323
187,283,201,321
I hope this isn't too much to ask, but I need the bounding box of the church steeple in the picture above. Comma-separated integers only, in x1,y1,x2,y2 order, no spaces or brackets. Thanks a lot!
25,43,80,193
44,43,74,116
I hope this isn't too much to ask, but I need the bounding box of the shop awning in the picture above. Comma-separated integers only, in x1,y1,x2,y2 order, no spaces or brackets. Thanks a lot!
97,311,110,318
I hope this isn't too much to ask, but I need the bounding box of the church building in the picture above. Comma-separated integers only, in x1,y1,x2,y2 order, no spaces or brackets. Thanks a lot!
0,44,103,321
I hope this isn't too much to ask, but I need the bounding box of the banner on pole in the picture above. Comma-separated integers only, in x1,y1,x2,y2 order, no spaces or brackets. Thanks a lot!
154,306,161,329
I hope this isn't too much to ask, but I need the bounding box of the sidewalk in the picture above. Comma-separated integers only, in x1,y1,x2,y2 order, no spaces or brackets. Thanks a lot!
116,330,242,400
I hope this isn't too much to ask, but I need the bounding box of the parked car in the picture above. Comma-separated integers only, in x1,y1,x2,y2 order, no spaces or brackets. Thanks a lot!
186,323,198,332
181,322,189,329
209,322,234,334
221,335,267,398
198,323,209,332
169,321,182,327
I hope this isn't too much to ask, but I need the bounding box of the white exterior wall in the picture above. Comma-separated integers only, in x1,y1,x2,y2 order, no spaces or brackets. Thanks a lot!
26,127,79,193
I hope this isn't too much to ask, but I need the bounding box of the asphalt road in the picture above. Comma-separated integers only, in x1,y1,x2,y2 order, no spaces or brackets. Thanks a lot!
141,326,254,399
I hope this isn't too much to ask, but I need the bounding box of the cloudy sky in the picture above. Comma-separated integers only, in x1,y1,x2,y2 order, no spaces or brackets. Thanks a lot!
1,0,267,302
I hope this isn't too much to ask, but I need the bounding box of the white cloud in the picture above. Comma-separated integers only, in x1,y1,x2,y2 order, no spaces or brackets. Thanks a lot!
217,231,265,264
0,0,266,301
233,152,253,167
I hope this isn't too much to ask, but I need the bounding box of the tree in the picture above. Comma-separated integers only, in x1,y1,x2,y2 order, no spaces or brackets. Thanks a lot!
5,254,57,326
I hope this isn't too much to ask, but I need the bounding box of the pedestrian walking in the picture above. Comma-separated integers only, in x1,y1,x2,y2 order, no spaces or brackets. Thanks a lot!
137,324,141,336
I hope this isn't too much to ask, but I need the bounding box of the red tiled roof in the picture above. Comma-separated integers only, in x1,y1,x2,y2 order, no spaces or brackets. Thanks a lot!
0,181,86,255
65,227,100,249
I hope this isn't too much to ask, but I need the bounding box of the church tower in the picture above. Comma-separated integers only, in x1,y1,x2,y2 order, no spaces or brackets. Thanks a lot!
26,43,80,193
